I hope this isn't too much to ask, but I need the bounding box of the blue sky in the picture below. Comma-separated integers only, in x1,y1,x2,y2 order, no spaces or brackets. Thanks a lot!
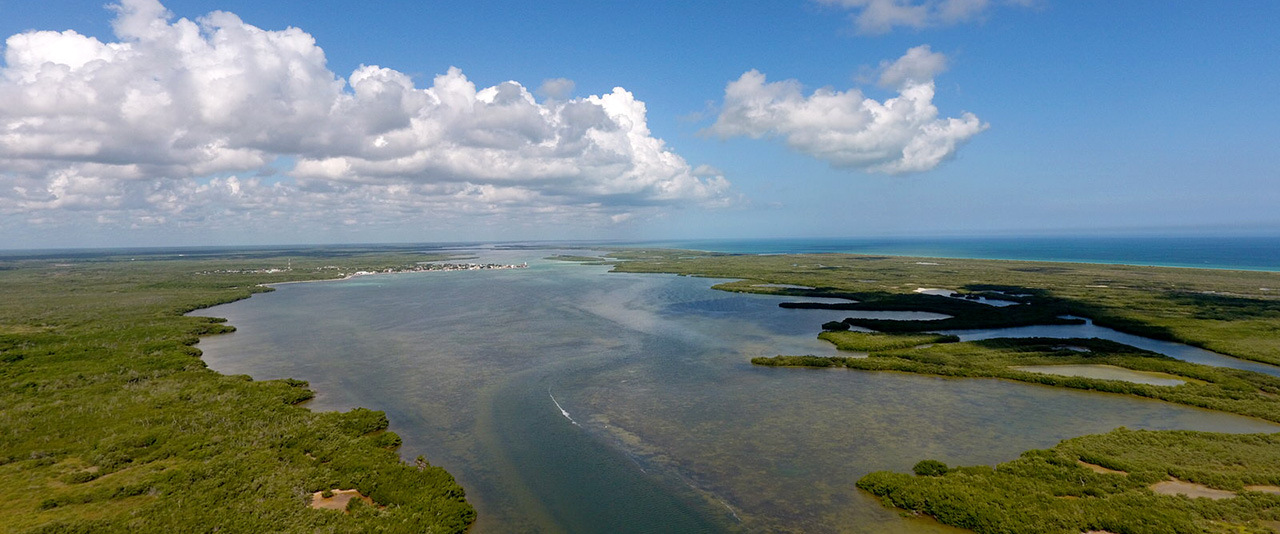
1,0,1277,248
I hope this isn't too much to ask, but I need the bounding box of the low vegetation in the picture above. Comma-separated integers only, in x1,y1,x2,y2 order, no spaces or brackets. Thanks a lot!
858,428,1280,534
0,247,475,533
817,330,959,352
546,254,611,264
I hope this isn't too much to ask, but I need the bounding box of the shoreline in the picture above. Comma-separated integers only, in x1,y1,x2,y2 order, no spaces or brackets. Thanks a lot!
260,261,530,287
614,236,1280,273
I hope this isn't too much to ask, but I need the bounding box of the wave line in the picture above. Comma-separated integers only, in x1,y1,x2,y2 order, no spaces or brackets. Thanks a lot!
548,389,580,427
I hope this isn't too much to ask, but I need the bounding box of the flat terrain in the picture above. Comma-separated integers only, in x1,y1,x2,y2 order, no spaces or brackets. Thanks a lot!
0,248,475,533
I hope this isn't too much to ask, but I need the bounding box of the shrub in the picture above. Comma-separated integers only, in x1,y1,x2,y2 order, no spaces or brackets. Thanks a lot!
913,459,949,476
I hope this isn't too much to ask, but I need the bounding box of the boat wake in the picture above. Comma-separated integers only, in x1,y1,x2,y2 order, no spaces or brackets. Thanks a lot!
548,389,580,427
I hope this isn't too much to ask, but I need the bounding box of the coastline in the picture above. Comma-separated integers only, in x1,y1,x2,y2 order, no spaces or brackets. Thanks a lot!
260,261,530,287
620,236,1280,272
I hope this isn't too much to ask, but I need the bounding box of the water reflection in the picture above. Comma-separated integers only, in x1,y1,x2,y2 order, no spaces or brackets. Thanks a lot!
914,287,1019,307
939,317,1280,377
193,251,1280,534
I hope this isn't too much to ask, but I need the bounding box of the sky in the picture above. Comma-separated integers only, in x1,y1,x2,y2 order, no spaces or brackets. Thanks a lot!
1,0,1277,248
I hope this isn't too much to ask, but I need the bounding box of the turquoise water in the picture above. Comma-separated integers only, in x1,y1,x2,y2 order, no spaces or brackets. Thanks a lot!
193,250,1280,533
626,236,1280,271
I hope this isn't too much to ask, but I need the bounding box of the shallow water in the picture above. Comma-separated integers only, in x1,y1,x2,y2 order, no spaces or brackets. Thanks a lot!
194,249,1280,533
939,318,1280,377
913,288,1020,307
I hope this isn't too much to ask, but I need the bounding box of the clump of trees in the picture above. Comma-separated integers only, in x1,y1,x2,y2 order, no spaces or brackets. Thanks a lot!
912,460,949,476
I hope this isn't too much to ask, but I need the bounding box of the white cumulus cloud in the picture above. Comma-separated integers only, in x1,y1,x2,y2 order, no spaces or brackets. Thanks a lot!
877,44,948,88
816,0,1036,34
0,0,732,239
706,46,986,174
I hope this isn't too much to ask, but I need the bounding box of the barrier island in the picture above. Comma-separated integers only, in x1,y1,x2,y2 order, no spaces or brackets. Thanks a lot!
0,247,475,533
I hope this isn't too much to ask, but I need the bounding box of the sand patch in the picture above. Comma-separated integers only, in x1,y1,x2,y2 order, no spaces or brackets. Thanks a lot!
0,324,50,335
914,288,953,295
1245,485,1280,494
1011,364,1191,387
310,489,376,511
1150,479,1236,500
1077,460,1126,475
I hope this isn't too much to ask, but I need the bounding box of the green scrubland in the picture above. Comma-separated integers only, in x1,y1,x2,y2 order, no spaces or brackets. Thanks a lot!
0,248,474,534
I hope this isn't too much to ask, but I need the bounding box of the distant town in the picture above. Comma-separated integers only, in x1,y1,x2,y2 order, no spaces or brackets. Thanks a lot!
347,262,529,277
201,261,529,277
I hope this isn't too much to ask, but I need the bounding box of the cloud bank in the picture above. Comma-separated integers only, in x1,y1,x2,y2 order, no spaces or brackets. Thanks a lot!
816,0,1035,34
706,46,986,174
0,0,731,238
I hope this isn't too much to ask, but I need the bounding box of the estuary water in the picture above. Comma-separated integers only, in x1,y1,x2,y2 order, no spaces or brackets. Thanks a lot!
193,249,1280,533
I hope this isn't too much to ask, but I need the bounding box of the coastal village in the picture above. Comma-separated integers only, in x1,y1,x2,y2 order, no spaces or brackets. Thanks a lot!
201,261,529,277
346,261,529,277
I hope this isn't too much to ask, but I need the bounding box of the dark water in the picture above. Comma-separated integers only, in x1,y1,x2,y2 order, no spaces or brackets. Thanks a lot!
938,317,1280,378
629,236,1280,271
193,250,1280,533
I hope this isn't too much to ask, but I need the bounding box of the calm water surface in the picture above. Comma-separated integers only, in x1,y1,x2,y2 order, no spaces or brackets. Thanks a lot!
939,318,1280,377
194,249,1279,533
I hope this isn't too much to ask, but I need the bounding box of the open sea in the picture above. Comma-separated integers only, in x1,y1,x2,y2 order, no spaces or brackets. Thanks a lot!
6,235,1277,272
623,236,1280,271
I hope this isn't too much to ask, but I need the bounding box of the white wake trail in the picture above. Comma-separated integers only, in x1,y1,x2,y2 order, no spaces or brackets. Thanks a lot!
548,389,580,427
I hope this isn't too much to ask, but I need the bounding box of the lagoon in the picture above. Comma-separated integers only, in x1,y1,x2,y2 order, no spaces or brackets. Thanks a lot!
193,248,1280,533
938,317,1280,377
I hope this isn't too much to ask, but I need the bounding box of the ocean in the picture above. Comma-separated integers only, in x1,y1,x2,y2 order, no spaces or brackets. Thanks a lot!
623,236,1280,271
5,235,1276,271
